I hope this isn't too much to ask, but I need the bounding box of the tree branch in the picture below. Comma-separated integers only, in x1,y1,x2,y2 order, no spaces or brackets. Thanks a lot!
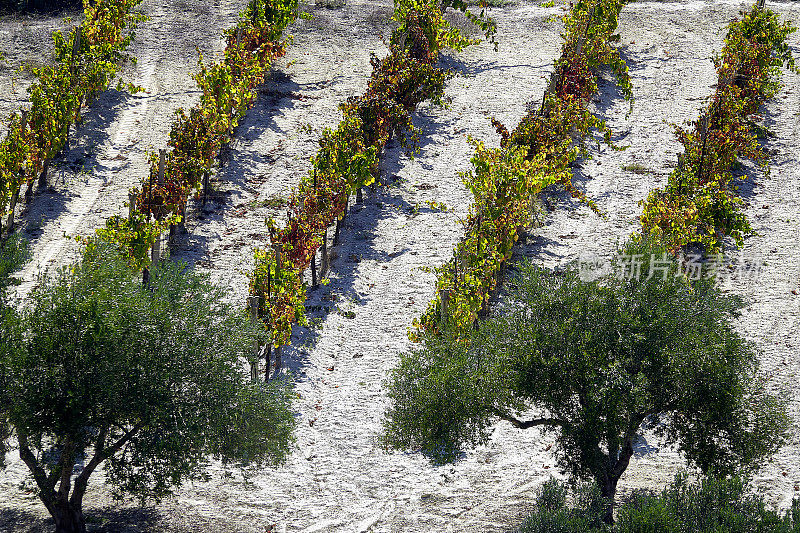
613,417,645,479
70,422,143,507
494,409,567,429
17,430,58,515
613,434,635,479
17,431,52,492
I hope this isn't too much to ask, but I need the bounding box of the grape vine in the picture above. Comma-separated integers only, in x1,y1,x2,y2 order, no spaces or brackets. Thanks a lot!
0,0,145,234
413,0,632,339
640,2,796,252
249,0,497,347
97,0,301,265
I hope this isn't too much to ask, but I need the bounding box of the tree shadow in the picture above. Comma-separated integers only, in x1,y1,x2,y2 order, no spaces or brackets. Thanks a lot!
82,507,162,533
632,435,659,458
0,505,161,533
0,507,46,533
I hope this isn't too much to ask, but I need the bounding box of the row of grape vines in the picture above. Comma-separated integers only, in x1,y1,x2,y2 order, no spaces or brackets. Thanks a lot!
411,0,632,340
246,0,497,350
412,0,797,342
0,0,144,235
639,1,797,252
95,0,301,271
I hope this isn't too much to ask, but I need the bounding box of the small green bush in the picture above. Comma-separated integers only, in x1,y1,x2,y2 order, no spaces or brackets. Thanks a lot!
517,475,800,533
518,480,608,532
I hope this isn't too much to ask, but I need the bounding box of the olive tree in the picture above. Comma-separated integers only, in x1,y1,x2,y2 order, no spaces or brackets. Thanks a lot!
0,244,295,533
383,239,787,524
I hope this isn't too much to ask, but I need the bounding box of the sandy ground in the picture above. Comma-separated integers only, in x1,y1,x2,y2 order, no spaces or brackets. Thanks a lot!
0,5,80,137
1,0,799,531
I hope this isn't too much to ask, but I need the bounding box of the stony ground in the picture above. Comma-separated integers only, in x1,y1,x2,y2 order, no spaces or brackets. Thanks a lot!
1,0,799,531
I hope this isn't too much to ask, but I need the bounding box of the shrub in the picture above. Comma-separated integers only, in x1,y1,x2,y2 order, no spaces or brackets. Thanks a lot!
517,475,800,533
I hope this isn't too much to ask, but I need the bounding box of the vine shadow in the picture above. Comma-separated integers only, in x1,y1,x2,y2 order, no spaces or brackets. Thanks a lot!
439,52,553,78
539,59,632,214
168,70,303,269
17,88,128,241
729,95,786,204
279,109,456,379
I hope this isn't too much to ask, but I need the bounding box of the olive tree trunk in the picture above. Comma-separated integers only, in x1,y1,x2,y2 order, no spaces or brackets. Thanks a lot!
50,498,86,533
17,425,141,533
594,435,635,524
598,474,620,525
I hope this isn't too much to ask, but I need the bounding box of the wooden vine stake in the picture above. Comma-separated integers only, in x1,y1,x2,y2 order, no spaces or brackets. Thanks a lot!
575,5,595,56
273,342,282,378
39,159,49,189
151,232,161,270
248,295,260,382
439,289,450,324
697,115,709,183
274,245,282,278
70,27,81,76
273,245,283,377
311,251,318,286
128,191,137,219
5,189,18,234
540,71,560,115
202,172,210,208
321,228,329,277
179,202,187,234
20,110,34,204
158,149,166,187
356,187,363,204
676,153,687,194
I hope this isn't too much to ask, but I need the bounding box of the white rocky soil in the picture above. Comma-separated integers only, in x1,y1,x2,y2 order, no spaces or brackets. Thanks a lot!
1,0,799,531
